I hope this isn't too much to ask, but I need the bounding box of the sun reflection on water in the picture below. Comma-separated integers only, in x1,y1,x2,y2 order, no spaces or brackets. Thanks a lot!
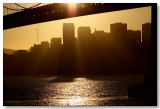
73,77,88,81
55,77,92,105
61,96,87,106
4,76,139,106
45,76,131,106
54,77,98,106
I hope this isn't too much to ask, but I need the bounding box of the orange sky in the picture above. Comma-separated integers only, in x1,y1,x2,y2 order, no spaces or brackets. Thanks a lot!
3,6,151,50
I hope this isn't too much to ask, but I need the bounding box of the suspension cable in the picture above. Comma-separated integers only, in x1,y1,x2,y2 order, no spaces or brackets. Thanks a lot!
4,3,42,12
14,3,42,10
3,5,23,11
14,3,26,9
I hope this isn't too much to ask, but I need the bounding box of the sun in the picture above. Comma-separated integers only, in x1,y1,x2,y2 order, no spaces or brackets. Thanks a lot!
67,3,77,16
68,3,77,8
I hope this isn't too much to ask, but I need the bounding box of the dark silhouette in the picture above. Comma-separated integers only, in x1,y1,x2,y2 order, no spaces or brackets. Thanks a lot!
61,23,76,74
3,48,17,55
128,23,156,105
3,22,157,105
3,3,153,30
4,22,151,76
3,3,157,106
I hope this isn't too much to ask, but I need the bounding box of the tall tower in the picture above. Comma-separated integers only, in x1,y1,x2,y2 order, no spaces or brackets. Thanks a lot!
63,23,75,53
62,23,75,74
142,23,151,49
78,26,91,41
110,22,127,42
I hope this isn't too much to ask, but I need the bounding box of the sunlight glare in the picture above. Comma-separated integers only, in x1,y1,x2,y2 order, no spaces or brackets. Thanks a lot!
67,3,77,16
68,3,77,8
68,97,85,105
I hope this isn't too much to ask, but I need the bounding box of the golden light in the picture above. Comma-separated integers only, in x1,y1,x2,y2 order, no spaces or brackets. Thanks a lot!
67,3,77,16
68,3,77,8
68,97,85,105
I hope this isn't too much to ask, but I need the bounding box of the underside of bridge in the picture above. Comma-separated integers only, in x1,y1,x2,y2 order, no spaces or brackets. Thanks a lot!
3,3,154,30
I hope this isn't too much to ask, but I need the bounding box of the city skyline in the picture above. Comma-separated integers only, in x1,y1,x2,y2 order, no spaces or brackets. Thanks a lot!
4,22,151,76
3,6,151,50
3,21,148,54
3,3,157,106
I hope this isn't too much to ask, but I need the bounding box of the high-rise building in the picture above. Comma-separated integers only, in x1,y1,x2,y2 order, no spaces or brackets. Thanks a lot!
41,41,49,50
78,26,91,41
110,23,127,42
30,44,41,53
63,23,75,53
142,23,151,48
127,30,141,44
92,29,108,39
50,38,61,48
62,23,75,74
136,30,141,44
14,50,27,56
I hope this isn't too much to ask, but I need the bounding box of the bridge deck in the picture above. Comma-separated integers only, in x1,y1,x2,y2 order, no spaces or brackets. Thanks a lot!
3,3,153,30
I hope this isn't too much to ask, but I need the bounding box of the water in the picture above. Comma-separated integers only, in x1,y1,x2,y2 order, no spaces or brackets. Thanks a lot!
3,75,146,106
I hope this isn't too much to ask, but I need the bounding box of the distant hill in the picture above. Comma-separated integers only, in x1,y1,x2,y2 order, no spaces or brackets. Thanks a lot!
3,48,30,55
3,48,16,55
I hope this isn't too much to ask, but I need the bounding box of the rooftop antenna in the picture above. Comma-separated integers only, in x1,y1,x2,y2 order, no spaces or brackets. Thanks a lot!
35,25,40,44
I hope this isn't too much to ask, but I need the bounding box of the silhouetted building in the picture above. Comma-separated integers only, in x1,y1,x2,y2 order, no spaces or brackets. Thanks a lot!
4,22,152,77
62,23,76,74
105,32,110,40
50,37,61,48
141,23,151,75
137,31,141,44
110,23,127,42
50,37,62,57
78,26,91,41
127,30,141,44
142,23,151,49
30,44,41,53
63,23,75,53
47,37,62,74
41,41,49,50
92,29,108,39
3,48,15,55
77,26,91,52
13,50,27,56
30,46,34,52
92,29,108,48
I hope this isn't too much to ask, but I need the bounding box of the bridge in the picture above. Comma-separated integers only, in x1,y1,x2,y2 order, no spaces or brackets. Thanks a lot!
3,3,155,30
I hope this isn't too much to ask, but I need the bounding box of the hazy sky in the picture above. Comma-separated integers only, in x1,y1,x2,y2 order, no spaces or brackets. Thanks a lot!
3,6,151,50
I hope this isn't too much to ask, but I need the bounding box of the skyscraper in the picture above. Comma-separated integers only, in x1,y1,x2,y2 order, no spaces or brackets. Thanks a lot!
50,38,61,48
50,37,62,54
62,23,75,74
127,30,141,45
110,23,127,42
41,41,49,50
63,23,75,53
92,29,108,40
78,26,91,41
142,23,151,49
